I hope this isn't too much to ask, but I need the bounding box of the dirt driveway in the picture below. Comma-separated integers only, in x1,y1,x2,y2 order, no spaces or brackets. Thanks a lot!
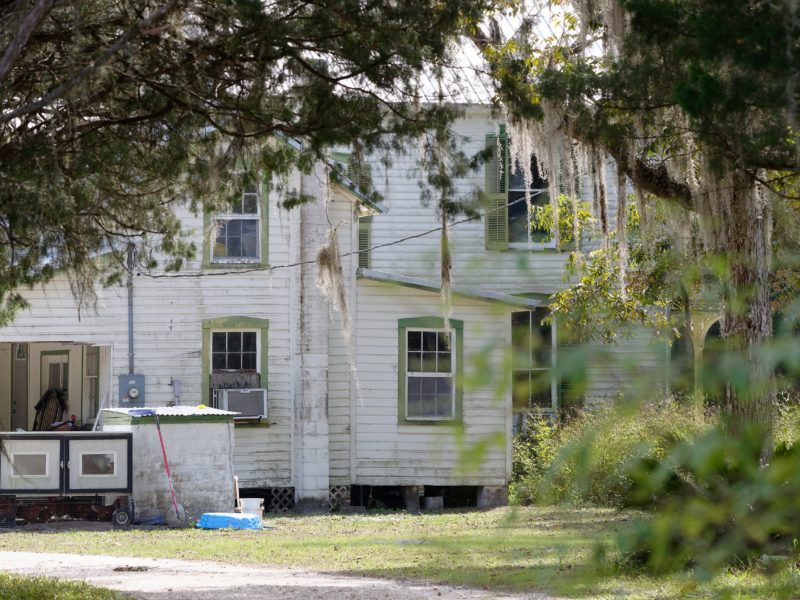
0,551,558,599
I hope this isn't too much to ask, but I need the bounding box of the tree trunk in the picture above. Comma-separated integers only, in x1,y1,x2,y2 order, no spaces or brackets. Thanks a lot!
705,169,774,443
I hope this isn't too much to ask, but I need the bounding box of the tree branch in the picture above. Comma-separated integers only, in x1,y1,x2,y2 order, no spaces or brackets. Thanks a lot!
0,0,182,124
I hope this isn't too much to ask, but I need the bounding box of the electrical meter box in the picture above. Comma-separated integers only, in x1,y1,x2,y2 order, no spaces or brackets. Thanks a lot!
118,374,145,407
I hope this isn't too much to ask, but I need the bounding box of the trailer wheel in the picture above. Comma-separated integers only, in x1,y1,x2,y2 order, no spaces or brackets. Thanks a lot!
112,508,132,527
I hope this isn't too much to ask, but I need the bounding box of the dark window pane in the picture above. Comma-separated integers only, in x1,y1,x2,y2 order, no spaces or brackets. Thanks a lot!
531,370,553,408
240,220,259,257
212,353,226,370
242,352,256,370
228,332,242,353
229,199,244,214
242,193,258,214
437,332,451,351
243,332,257,352
437,352,451,373
227,236,241,257
407,331,421,351
422,331,437,351
212,333,226,352
532,307,552,366
421,352,437,372
509,158,546,190
420,378,436,396
226,354,242,371
508,191,528,243
512,370,531,410
407,352,422,372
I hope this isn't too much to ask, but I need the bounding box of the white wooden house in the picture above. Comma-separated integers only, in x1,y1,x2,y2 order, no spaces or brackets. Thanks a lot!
0,106,668,511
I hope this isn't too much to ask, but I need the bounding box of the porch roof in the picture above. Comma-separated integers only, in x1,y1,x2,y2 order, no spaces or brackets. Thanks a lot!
357,268,548,308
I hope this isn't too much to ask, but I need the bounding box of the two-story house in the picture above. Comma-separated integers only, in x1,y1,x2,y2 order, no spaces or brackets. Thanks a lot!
0,105,668,512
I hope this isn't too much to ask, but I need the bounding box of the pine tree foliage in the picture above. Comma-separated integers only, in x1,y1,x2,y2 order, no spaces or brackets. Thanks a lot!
0,0,492,319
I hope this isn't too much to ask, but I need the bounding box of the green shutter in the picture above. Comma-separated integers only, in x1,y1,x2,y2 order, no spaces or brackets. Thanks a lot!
358,219,371,269
484,133,508,194
484,133,508,251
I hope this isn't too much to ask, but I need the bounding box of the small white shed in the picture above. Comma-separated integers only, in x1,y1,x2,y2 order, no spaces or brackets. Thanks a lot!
101,406,237,521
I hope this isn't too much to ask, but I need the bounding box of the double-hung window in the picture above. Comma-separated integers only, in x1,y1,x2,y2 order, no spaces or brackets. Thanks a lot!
511,308,557,412
398,317,463,423
211,184,262,264
484,130,554,251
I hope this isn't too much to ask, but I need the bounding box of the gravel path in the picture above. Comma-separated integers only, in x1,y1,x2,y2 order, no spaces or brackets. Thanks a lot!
0,551,559,599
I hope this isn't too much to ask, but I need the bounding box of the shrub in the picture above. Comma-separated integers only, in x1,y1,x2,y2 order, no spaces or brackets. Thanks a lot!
510,400,716,507
618,425,800,576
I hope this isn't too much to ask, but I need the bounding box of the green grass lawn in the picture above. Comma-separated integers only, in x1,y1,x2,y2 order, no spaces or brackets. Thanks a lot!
0,507,797,599
0,573,124,600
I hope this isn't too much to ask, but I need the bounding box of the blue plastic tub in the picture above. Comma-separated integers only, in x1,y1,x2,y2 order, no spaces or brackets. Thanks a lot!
196,512,262,530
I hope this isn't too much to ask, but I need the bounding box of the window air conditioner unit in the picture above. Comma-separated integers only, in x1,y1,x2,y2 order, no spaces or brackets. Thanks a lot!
213,388,268,419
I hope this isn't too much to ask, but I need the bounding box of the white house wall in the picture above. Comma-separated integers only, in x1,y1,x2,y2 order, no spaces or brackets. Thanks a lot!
0,178,301,489
355,280,510,486
326,196,358,486
365,108,620,296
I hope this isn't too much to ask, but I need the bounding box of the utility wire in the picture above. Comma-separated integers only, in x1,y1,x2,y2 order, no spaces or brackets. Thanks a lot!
136,192,543,279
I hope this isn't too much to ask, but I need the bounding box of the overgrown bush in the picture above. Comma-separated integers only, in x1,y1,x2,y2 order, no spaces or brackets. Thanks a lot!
618,425,800,576
510,400,716,507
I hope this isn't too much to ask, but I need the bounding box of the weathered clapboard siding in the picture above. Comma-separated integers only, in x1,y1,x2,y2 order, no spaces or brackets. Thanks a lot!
581,330,668,403
327,192,359,485
0,179,300,488
365,107,620,296
354,280,510,486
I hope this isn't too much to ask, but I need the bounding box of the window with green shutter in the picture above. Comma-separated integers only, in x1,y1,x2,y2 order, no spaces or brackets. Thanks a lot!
358,218,371,269
484,129,556,251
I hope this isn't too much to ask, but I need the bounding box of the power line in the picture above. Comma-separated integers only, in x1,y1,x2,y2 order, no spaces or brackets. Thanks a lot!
135,194,540,279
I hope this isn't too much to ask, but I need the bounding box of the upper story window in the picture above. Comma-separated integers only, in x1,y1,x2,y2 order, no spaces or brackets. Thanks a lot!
210,184,263,264
484,131,555,251
508,161,552,248
213,185,260,262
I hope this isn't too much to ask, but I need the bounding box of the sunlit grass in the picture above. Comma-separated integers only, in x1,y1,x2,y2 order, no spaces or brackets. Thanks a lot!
0,507,797,598
0,573,125,599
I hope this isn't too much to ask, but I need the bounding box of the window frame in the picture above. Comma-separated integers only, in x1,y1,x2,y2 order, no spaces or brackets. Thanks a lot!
484,130,558,252
397,317,463,425
507,162,556,250
211,330,259,373
203,180,269,269
511,309,558,414
200,316,269,409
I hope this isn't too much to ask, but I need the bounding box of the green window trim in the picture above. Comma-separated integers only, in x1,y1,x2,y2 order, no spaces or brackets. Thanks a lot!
203,177,270,269
201,316,269,409
397,316,464,425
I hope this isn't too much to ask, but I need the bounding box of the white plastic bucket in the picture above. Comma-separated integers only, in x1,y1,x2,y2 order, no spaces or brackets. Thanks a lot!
240,497,264,518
